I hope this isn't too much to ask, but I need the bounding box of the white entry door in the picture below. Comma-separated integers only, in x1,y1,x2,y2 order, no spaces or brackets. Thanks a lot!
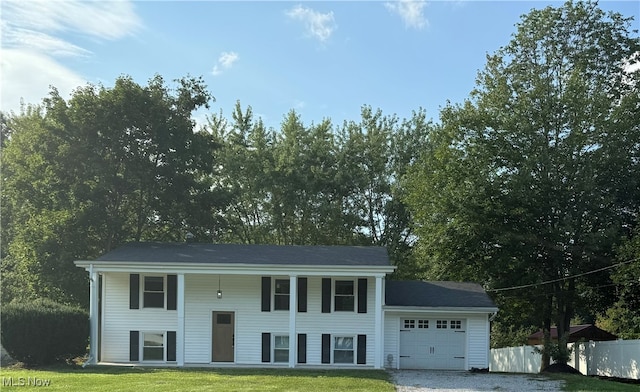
399,318,466,369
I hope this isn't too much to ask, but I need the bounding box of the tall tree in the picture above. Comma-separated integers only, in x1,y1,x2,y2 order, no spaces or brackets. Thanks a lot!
1,75,224,306
405,1,639,364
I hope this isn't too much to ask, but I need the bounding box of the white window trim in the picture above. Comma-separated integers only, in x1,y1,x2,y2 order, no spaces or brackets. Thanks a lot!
333,279,356,312
142,274,167,309
273,278,290,311
141,331,166,362
332,335,355,365
272,334,290,364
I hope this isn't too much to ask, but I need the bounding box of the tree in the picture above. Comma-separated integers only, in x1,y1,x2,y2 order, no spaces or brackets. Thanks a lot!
405,1,639,365
1,75,225,306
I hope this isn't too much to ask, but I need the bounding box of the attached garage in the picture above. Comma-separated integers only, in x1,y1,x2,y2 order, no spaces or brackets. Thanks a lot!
384,281,497,370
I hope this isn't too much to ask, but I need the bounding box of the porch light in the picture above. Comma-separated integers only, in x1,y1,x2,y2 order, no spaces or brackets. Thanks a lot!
217,275,222,299
217,289,222,299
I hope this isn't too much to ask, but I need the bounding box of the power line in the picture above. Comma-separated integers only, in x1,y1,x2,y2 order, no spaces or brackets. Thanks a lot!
486,257,639,293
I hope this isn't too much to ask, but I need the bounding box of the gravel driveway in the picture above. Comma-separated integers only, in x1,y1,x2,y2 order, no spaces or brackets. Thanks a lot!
390,370,565,391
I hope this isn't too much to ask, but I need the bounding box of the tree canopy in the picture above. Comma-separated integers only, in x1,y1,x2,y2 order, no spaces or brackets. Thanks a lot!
404,0,639,361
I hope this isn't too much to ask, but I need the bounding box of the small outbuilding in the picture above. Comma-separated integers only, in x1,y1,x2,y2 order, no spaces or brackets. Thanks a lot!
527,324,617,345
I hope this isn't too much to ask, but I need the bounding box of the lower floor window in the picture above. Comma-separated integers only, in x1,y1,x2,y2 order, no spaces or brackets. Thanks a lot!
334,336,354,363
274,335,289,363
143,332,164,360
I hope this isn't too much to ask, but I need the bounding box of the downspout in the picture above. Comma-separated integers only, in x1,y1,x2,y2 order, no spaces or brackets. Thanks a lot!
489,310,498,321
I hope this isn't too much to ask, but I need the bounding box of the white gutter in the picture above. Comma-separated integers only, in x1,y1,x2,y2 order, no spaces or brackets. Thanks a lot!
74,260,395,276
383,305,499,313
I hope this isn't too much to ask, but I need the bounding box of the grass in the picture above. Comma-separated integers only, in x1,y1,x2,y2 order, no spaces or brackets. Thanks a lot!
548,373,640,392
0,364,395,392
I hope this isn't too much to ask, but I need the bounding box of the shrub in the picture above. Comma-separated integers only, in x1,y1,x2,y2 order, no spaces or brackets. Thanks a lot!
1,298,88,365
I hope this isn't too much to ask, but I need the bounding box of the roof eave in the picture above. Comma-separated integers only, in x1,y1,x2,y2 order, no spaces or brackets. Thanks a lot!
383,305,498,313
74,260,396,276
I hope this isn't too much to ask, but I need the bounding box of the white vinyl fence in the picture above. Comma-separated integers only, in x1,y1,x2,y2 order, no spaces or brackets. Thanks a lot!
490,339,640,380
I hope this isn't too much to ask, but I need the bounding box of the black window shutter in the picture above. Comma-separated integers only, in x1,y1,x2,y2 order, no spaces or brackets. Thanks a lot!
261,277,271,312
321,278,331,313
357,278,368,314
357,334,366,364
129,331,139,361
321,334,331,364
167,275,177,310
297,277,307,313
262,333,271,362
297,334,307,364
129,274,139,309
167,331,176,361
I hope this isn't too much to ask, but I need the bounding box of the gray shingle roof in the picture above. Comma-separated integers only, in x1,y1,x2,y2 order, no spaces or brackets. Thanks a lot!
95,242,391,267
385,280,496,308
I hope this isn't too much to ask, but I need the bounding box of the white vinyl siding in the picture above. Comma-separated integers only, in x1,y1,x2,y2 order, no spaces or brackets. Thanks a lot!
466,315,491,369
100,273,177,363
183,275,376,366
297,277,375,365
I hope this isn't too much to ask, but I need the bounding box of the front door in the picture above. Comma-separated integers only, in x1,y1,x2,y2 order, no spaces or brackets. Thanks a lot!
212,311,234,362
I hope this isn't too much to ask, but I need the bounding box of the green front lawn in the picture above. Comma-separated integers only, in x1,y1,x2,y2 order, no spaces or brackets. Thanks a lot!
0,365,394,392
550,373,640,392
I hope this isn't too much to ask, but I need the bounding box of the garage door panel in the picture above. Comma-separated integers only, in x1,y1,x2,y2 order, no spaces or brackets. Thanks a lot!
399,318,466,370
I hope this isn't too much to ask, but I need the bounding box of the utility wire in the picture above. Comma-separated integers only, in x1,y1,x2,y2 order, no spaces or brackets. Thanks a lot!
486,257,639,293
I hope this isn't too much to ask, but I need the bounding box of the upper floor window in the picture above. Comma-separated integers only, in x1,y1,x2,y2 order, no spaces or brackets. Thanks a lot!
274,279,290,310
334,280,354,311
144,276,164,308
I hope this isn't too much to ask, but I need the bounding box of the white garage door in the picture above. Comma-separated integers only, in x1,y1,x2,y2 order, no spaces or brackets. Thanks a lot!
399,318,466,369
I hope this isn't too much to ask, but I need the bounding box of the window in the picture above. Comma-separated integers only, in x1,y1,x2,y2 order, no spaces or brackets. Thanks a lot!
403,319,415,329
334,280,354,311
274,279,290,310
418,319,429,329
143,332,164,361
274,335,289,363
144,276,164,308
450,320,462,329
333,336,354,363
436,320,447,329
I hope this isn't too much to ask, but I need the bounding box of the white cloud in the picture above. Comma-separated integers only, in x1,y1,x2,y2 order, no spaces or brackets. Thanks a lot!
212,51,239,76
219,52,239,68
1,0,141,41
286,5,336,43
2,26,92,58
0,50,86,113
0,0,142,112
385,0,428,30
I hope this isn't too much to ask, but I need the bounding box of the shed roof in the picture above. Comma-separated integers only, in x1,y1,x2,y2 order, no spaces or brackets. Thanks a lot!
385,280,497,308
527,324,617,344
94,242,391,267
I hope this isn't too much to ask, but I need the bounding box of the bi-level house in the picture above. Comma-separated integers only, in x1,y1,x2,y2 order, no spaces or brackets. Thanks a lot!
75,242,497,369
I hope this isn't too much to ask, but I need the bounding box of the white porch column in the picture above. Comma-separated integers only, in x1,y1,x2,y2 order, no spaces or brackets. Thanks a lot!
288,274,297,368
177,274,185,366
88,266,99,364
374,275,384,369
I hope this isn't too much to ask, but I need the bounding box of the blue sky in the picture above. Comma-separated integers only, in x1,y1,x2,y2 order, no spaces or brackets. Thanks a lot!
2,1,639,129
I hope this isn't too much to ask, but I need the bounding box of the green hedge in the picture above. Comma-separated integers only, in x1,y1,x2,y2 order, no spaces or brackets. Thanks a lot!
1,299,88,365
